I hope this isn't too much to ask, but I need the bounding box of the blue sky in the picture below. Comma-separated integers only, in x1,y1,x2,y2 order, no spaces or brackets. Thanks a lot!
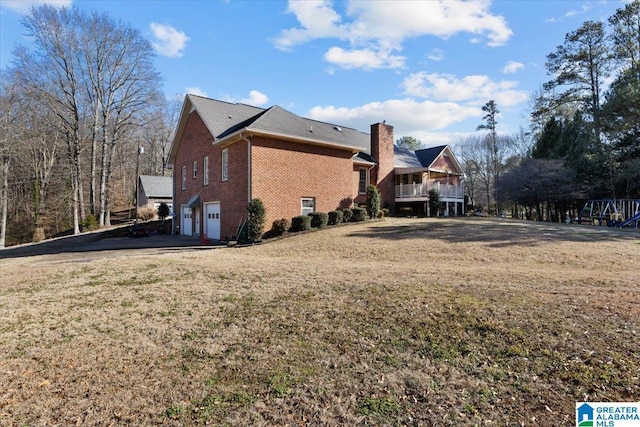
0,0,631,146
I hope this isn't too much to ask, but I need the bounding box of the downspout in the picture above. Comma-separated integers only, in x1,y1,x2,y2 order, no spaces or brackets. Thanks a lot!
240,133,252,203
171,167,177,235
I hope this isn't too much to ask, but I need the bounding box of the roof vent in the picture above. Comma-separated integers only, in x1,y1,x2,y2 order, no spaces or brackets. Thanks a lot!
309,125,313,133
228,115,232,119
334,126,342,132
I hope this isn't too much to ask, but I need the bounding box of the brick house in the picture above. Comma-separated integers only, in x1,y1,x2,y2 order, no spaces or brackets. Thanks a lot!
168,95,464,240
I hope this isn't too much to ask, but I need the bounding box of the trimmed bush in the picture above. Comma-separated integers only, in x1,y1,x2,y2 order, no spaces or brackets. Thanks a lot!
309,212,328,228
290,215,311,232
352,206,367,222
328,210,343,225
270,218,290,237
341,208,353,223
382,208,390,218
365,185,381,219
399,206,413,217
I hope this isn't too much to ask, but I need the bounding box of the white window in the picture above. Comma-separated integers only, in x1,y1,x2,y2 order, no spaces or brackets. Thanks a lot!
301,198,315,215
221,148,228,182
193,161,197,179
181,165,186,190
203,156,209,185
358,168,368,194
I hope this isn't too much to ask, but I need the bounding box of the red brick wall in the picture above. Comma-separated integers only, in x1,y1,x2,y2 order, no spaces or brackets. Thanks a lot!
175,110,375,238
173,111,249,239
250,136,356,227
371,123,395,209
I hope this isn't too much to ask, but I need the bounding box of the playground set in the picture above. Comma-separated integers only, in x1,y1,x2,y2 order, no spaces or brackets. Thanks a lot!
578,199,640,228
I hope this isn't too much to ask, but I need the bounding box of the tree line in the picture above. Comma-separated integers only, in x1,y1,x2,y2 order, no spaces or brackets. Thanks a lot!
456,1,639,221
0,5,178,248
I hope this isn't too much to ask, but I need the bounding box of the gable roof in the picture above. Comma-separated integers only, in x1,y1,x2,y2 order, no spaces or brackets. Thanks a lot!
394,145,464,175
139,175,172,198
169,95,371,166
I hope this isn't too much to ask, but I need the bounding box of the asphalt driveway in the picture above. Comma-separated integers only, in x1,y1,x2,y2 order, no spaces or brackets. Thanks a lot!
0,230,220,263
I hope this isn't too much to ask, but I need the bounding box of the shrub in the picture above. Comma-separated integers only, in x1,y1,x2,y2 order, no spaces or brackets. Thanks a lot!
290,215,311,232
341,208,353,223
382,208,390,217
351,206,367,222
247,198,266,242
428,189,440,217
137,206,156,221
309,212,328,228
365,185,381,219
157,202,171,221
81,214,98,231
399,206,413,217
269,218,290,237
328,210,343,225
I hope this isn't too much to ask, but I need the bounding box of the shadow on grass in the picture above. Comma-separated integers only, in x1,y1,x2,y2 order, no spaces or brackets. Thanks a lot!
346,217,640,248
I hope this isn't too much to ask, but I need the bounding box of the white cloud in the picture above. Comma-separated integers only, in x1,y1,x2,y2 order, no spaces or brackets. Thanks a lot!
239,90,269,106
546,2,593,23
1,0,71,14
273,0,347,51
324,46,405,70
503,61,525,74
150,22,189,58
427,48,444,62
185,87,208,97
307,98,480,134
401,71,528,107
565,3,592,18
273,0,512,70
302,71,529,141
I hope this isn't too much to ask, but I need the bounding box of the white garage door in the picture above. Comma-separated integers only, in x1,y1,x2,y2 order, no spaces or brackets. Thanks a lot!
205,202,221,240
181,206,192,236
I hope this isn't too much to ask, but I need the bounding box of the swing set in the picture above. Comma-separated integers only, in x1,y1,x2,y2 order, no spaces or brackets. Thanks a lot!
578,199,640,228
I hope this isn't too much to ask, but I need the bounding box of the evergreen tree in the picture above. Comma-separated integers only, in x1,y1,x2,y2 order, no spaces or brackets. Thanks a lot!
365,185,381,219
246,198,266,243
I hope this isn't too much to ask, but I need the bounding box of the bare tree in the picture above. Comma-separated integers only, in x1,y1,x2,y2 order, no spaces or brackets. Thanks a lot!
78,10,161,226
11,5,163,231
13,5,88,234
0,76,20,249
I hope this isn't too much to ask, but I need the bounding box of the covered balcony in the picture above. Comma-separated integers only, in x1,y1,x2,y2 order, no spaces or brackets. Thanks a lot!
395,181,464,201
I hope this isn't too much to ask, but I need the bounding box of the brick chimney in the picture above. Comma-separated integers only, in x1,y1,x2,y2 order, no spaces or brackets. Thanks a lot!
371,122,395,210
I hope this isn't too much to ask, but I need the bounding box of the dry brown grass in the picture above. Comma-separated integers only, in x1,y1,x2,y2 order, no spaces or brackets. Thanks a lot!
1,217,638,426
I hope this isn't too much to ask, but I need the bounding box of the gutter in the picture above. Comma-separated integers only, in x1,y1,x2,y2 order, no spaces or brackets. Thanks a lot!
217,127,362,154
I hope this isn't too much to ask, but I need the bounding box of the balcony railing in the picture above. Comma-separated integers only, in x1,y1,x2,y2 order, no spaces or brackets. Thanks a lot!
395,182,464,200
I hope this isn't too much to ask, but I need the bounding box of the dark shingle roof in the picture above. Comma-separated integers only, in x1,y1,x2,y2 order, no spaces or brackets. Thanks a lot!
188,95,370,152
139,175,172,198
393,146,423,168
415,145,448,168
